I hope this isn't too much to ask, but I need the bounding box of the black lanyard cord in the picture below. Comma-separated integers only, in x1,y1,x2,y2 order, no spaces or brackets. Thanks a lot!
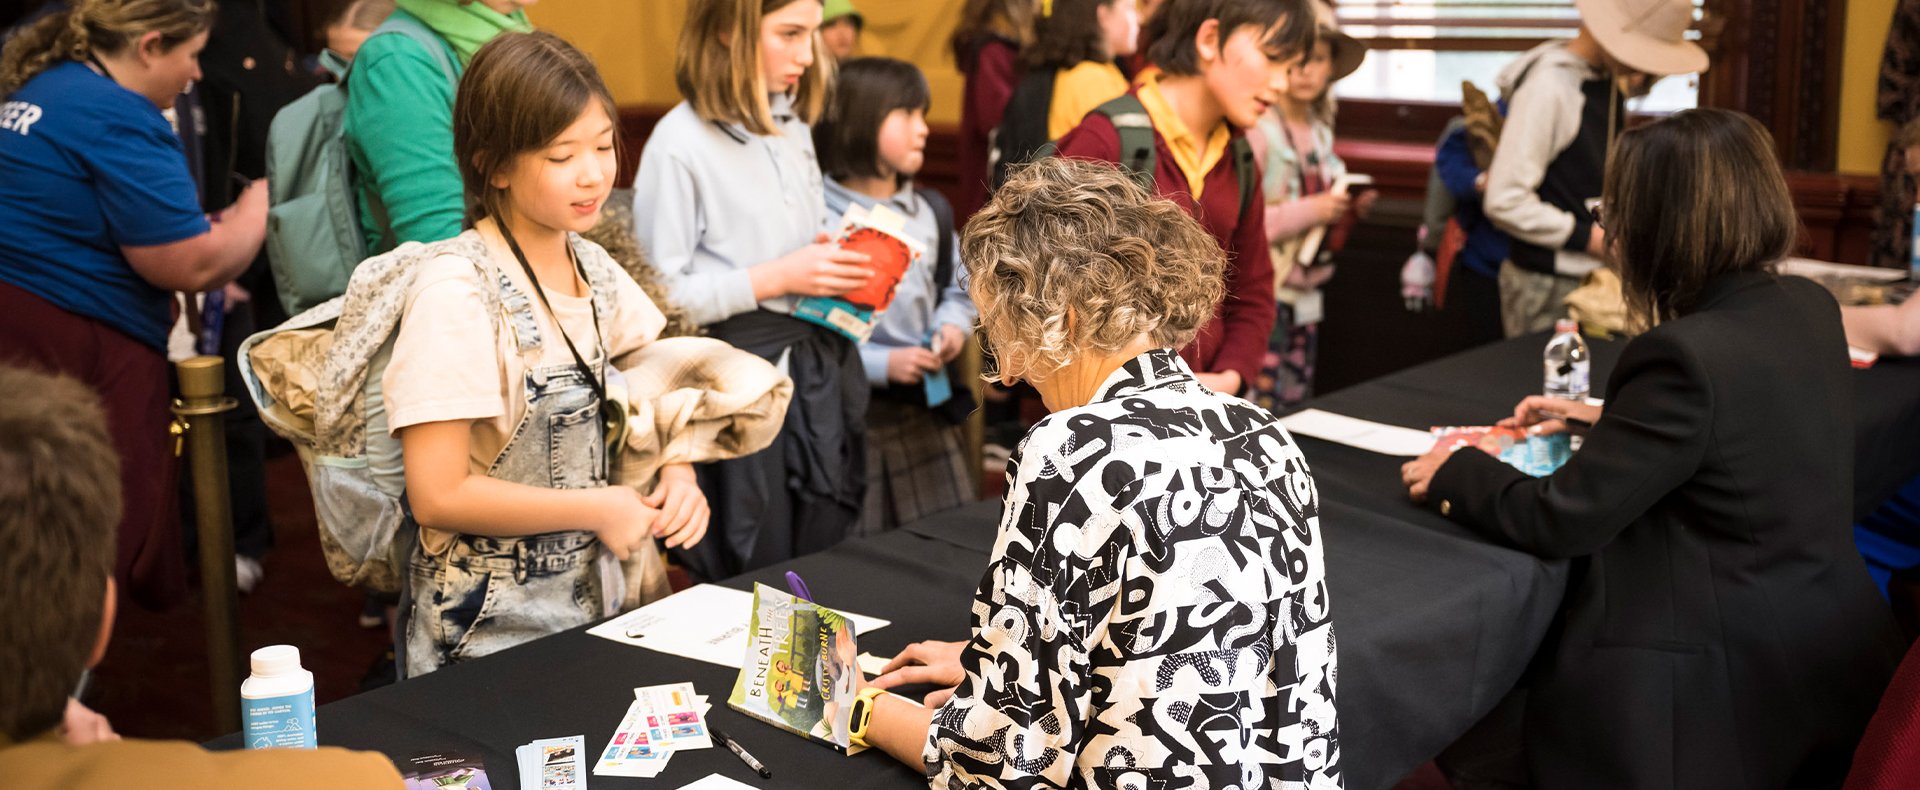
495,222,607,409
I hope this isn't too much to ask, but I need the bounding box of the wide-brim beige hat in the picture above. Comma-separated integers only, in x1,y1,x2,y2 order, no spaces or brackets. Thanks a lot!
1310,1,1366,81
1325,26,1366,81
1575,0,1709,76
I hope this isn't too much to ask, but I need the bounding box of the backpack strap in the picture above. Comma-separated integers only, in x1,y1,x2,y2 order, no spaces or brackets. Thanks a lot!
917,187,956,292
1091,94,1158,195
1231,133,1257,221
1091,93,1256,219
364,10,459,87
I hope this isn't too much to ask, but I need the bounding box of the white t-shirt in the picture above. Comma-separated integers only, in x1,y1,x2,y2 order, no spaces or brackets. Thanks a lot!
382,226,664,518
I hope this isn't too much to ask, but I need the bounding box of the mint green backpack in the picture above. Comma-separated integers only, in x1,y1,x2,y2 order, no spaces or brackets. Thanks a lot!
263,13,455,316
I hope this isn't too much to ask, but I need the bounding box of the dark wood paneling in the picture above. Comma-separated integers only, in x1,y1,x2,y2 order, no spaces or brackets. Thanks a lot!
1698,0,1848,171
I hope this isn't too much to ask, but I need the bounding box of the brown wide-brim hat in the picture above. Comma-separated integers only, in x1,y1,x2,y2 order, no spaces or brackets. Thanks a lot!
1324,25,1366,81
1308,1,1366,81
1575,0,1709,76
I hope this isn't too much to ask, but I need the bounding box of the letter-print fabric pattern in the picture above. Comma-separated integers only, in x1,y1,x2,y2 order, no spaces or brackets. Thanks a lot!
925,348,1341,789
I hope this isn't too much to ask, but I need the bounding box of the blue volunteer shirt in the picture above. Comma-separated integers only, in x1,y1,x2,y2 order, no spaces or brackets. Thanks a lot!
0,61,209,350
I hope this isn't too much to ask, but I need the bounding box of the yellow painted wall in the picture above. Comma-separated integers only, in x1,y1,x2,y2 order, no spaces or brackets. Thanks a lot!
1839,0,1897,174
530,0,970,126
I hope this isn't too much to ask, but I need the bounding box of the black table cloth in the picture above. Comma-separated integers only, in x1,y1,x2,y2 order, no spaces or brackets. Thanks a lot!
209,332,1920,790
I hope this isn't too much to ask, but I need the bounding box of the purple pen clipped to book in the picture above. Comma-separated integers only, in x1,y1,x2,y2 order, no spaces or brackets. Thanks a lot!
784,571,813,602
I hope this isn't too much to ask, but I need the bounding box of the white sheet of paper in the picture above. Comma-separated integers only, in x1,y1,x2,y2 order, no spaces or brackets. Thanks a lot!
587,583,891,668
1280,408,1436,457
856,652,891,678
676,775,761,790
1779,257,1907,283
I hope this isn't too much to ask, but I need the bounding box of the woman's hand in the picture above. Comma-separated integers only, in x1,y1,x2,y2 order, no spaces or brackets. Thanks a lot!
1354,189,1379,220
753,233,871,299
1498,395,1603,435
60,699,118,746
870,640,967,706
1400,443,1455,504
887,346,943,385
934,324,969,364
592,486,660,560
643,463,709,550
1312,189,1353,225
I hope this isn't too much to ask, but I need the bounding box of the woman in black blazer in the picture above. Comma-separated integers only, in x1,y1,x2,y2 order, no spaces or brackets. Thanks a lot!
1401,109,1906,789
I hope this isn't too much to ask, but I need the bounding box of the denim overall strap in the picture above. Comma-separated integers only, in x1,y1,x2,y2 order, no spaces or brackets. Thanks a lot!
399,266,611,678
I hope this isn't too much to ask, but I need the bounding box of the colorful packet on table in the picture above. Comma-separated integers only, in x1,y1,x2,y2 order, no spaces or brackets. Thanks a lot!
1429,425,1572,477
593,685,712,779
516,735,587,790
401,752,492,790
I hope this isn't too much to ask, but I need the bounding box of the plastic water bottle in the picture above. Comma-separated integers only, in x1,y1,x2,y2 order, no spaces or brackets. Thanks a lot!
1543,318,1590,401
241,645,317,749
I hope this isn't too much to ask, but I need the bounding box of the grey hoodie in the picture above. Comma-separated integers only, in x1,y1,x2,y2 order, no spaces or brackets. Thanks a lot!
1484,41,1613,278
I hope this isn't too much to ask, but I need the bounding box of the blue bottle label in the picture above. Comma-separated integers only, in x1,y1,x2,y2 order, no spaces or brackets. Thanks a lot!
242,690,316,749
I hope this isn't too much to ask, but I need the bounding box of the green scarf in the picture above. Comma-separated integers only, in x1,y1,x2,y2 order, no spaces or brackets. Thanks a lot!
393,0,533,64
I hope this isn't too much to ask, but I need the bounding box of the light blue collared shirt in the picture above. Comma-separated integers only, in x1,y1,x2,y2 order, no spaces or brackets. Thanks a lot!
631,94,826,326
823,177,976,386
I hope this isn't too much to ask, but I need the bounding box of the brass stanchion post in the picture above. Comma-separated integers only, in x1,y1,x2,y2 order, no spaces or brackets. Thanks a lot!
960,334,985,495
172,355,242,734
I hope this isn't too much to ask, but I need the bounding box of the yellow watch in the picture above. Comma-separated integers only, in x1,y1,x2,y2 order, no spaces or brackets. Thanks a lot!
848,686,889,748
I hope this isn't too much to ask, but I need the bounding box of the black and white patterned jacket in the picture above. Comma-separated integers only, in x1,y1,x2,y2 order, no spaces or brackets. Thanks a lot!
925,348,1342,789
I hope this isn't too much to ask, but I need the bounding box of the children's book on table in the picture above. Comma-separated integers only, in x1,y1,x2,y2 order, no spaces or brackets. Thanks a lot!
727,583,862,753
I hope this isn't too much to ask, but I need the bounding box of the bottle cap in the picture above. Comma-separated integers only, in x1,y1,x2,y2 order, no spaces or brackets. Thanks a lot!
1555,318,1577,334
250,645,303,677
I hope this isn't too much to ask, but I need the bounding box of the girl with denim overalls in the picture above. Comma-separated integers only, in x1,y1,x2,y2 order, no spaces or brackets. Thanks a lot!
382,31,711,678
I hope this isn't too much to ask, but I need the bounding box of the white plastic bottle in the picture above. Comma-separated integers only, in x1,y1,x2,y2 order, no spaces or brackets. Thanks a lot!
241,645,317,749
1543,318,1590,402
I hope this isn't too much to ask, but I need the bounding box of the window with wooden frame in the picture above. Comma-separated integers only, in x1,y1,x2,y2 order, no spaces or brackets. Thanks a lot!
1322,0,1845,172
1326,0,1706,142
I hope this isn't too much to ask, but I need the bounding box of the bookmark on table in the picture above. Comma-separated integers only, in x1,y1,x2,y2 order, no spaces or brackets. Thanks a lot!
922,331,953,407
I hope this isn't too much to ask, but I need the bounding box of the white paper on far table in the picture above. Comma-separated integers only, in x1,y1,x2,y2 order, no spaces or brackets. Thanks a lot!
1280,408,1436,457
587,583,891,668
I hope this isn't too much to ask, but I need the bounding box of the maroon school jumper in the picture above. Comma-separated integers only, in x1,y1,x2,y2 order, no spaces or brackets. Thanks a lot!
1053,101,1276,392
0,280,185,608
955,35,1019,225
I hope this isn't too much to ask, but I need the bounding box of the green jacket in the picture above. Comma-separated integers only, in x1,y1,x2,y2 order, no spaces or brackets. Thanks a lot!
343,8,463,254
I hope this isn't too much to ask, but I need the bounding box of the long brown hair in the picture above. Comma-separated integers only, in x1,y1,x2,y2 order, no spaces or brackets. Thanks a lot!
453,31,620,228
1020,0,1114,71
0,0,213,97
951,0,1037,71
1603,108,1797,328
675,0,832,136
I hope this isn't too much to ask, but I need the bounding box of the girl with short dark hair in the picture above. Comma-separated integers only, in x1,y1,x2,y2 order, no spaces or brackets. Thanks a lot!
813,56,978,535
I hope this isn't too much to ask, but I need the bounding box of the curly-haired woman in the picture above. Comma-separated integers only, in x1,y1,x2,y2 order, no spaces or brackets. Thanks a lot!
852,157,1343,788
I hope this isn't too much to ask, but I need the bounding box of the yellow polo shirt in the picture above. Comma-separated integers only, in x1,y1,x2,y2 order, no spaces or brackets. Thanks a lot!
1049,61,1132,140
1135,73,1232,199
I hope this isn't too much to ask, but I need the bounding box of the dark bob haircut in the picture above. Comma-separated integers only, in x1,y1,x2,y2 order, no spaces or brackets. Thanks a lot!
1146,0,1315,77
812,57,932,184
1602,108,1797,329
